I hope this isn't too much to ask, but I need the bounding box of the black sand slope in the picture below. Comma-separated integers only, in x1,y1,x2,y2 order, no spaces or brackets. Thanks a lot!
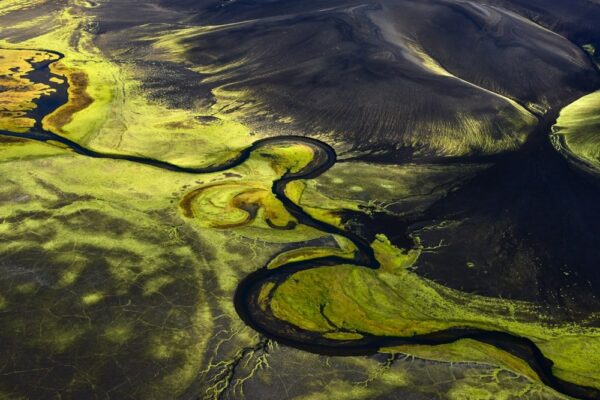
89,0,598,160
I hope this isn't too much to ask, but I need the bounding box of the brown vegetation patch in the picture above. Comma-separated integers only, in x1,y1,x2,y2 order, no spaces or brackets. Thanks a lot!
43,62,93,134
0,136,27,143
0,49,58,133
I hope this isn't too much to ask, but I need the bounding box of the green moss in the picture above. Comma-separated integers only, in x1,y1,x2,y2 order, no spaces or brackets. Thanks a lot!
582,44,596,56
0,0,47,17
55,257,87,288
257,281,276,311
448,384,496,400
299,160,487,218
179,142,328,243
1,7,255,169
14,282,37,295
81,291,104,305
103,323,133,344
0,151,218,398
323,332,364,340
0,49,58,133
552,90,600,173
383,339,539,382
268,235,600,389
267,243,355,270
143,275,175,296
0,140,65,162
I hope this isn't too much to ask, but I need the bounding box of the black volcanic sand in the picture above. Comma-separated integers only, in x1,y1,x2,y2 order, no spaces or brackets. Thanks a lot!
156,1,597,154
487,0,600,53
84,0,599,159
357,109,600,322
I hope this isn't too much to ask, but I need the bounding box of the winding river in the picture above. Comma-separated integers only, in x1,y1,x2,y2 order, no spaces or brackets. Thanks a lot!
1,48,600,399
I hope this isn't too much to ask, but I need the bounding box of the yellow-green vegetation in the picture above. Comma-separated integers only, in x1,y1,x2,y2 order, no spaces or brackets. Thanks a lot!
152,24,538,158
553,90,600,173
0,148,220,397
222,342,567,400
81,291,104,305
0,46,94,136
0,7,342,396
267,234,600,390
0,137,65,160
0,2,255,169
298,159,487,218
383,339,540,383
179,143,330,243
0,139,301,397
266,238,356,270
406,39,547,116
0,0,48,17
42,61,93,133
582,44,599,67
294,159,591,396
287,179,361,228
0,49,59,132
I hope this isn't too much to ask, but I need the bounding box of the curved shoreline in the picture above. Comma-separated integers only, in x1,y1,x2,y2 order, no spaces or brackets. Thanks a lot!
1,49,600,399
551,132,600,182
